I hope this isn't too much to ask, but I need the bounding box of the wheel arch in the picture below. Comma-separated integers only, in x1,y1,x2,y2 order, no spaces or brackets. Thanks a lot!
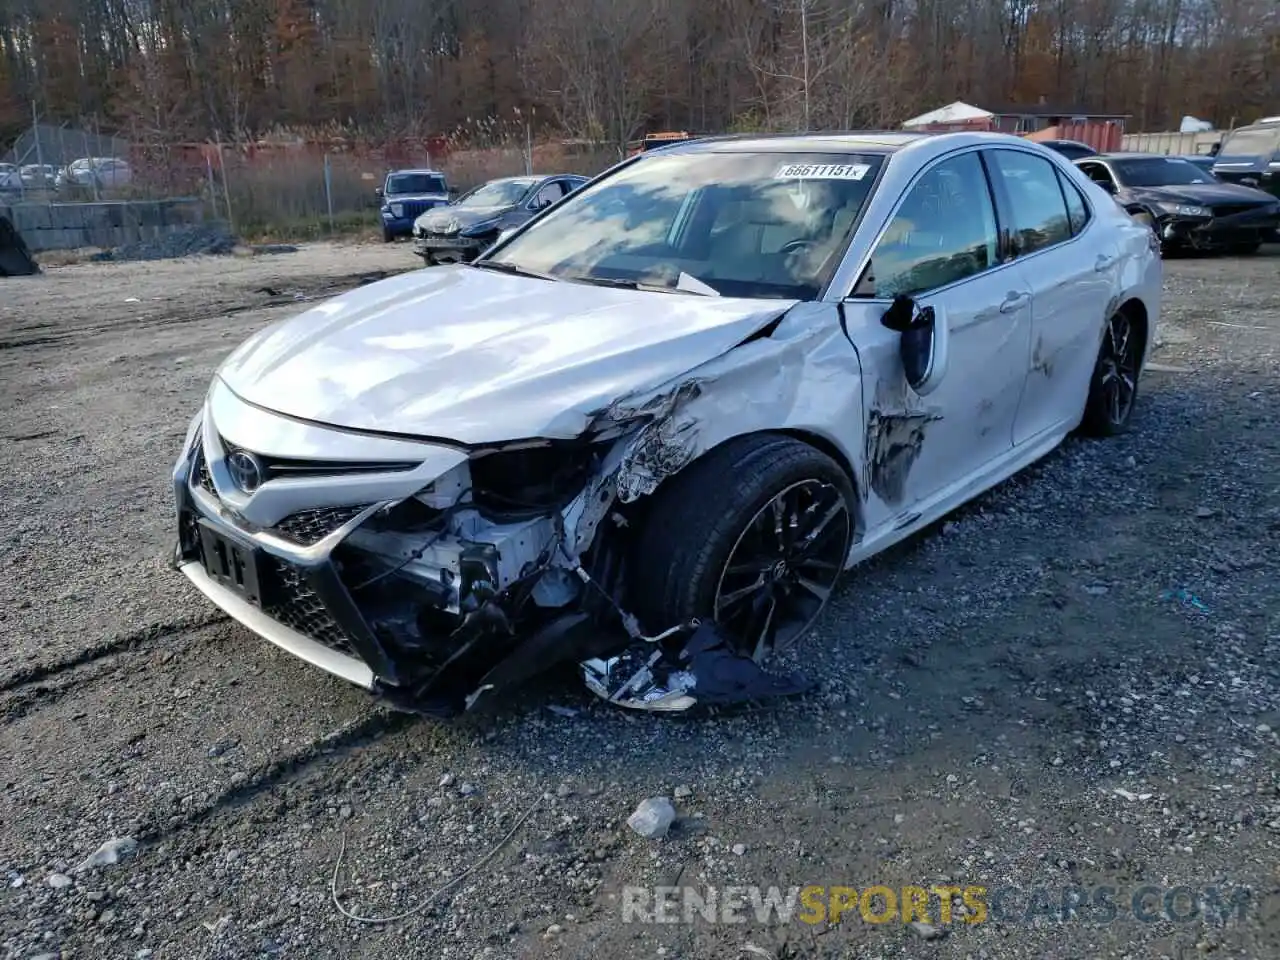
622,426,866,535
1116,296,1150,367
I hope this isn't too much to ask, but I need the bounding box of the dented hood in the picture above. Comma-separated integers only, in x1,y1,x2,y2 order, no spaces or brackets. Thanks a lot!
217,265,792,444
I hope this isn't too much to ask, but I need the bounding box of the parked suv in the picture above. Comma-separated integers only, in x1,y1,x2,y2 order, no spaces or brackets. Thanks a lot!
378,169,451,242
1212,117,1280,201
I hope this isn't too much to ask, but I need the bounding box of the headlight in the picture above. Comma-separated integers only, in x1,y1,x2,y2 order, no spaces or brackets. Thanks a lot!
1159,202,1210,218
390,203,404,217
461,217,502,237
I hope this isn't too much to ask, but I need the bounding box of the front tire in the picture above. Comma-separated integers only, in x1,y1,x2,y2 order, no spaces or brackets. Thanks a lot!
630,435,854,663
382,227,394,243
1081,310,1142,437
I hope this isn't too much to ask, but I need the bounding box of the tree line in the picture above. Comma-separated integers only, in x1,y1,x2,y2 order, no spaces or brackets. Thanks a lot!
1,0,1276,152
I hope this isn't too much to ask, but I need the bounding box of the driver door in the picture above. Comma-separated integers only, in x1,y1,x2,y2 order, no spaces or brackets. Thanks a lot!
843,150,1032,527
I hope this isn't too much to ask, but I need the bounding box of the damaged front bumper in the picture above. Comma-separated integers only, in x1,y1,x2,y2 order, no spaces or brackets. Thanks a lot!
1157,204,1280,249
171,389,811,718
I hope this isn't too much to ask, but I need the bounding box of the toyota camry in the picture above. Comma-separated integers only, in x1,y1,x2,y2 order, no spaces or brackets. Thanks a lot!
171,131,1161,716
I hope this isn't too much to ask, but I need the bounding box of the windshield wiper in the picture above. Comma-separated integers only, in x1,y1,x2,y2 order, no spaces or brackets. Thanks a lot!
470,260,558,282
568,273,721,297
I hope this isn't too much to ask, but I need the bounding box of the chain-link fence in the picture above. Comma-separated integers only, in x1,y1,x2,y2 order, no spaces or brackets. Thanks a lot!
3,114,618,245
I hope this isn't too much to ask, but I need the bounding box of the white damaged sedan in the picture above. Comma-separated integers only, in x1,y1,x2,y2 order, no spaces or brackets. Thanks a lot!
172,132,1160,715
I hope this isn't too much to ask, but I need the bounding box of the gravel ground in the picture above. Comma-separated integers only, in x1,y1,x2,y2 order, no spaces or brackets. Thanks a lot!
1,241,1277,960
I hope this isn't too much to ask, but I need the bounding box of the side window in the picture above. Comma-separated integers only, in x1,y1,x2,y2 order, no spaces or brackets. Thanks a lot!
987,150,1072,255
859,152,999,298
1077,161,1114,188
532,181,567,208
1056,169,1090,235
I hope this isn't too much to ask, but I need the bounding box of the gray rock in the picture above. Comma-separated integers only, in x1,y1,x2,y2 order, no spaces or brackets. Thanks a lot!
627,797,676,839
47,873,72,889
910,920,947,940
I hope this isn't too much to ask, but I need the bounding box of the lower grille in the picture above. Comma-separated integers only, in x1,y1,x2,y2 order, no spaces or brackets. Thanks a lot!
274,505,371,546
264,559,358,657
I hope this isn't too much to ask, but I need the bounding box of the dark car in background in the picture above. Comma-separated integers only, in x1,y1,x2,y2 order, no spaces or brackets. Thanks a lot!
1211,117,1280,201
412,174,589,264
1076,153,1280,254
1178,155,1218,176
378,169,451,242
1037,139,1099,160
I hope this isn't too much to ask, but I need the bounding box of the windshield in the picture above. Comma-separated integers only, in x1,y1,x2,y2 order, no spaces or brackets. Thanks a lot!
485,151,884,300
459,179,536,207
1217,128,1280,158
1111,158,1214,187
386,173,446,195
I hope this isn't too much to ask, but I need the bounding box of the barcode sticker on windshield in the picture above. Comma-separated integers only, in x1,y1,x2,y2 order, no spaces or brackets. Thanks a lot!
774,162,871,181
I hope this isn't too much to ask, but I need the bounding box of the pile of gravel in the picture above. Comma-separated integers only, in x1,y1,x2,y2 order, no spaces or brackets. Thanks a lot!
91,222,238,262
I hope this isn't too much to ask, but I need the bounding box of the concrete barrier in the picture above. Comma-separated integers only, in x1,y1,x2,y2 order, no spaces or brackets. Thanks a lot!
0,199,207,252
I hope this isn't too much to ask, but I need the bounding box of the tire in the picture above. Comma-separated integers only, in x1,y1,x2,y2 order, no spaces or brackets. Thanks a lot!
630,435,855,662
1227,242,1261,255
382,227,394,243
1081,310,1143,437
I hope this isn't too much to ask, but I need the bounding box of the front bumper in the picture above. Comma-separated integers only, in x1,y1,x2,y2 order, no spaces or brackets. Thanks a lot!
178,558,376,689
172,451,406,690
381,215,417,237
413,234,489,260
1160,206,1280,248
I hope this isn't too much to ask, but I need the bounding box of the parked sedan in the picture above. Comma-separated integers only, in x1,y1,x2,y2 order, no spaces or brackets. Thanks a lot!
56,157,132,192
1076,153,1279,254
171,132,1159,718
412,174,589,264
20,164,59,189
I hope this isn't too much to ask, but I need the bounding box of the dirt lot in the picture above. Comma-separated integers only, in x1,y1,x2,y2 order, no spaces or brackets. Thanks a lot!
1,241,1277,960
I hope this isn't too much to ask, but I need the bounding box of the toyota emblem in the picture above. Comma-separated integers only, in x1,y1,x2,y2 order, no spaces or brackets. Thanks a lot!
226,450,265,493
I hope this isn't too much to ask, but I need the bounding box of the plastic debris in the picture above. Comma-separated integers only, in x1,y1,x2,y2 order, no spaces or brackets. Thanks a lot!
1161,589,1210,613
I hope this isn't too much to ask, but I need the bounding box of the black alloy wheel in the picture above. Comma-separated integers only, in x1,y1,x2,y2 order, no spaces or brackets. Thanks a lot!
712,478,852,661
1081,310,1142,436
632,435,855,664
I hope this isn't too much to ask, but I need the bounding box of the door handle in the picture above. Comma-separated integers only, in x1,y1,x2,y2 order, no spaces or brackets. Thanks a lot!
1094,253,1117,272
999,291,1030,313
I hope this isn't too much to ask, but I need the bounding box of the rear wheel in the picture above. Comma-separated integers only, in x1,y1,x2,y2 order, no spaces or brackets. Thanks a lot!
1227,241,1261,255
1081,310,1142,437
382,227,394,243
630,435,854,663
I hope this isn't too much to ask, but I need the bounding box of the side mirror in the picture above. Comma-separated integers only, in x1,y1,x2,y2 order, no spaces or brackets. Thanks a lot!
880,295,949,396
375,187,383,198
497,227,517,245
1098,180,1117,195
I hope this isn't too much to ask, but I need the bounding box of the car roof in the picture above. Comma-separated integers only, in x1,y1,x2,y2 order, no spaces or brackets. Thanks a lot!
647,130,1069,159
1089,152,1186,161
388,168,444,176
661,131,926,154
